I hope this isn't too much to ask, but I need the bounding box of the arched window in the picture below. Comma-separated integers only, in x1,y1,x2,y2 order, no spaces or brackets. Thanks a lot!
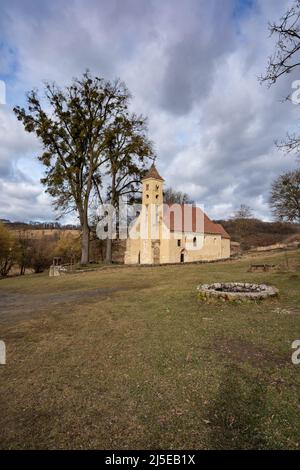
193,236,197,247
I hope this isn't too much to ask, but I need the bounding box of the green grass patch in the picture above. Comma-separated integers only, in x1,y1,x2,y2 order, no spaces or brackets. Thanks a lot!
0,250,299,449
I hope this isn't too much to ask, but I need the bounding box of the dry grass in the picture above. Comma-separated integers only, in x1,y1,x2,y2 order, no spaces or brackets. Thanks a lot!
0,250,299,449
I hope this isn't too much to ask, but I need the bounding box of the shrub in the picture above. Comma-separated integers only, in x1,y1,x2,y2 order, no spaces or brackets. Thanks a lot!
0,223,17,276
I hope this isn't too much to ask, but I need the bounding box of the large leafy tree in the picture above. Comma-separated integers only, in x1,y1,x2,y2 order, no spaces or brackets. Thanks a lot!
14,72,129,264
270,169,300,221
102,113,154,262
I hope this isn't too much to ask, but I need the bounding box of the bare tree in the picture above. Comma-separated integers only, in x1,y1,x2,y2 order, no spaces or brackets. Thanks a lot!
260,1,300,156
16,229,31,275
270,169,300,221
0,223,16,276
163,187,194,205
260,1,300,86
233,204,253,219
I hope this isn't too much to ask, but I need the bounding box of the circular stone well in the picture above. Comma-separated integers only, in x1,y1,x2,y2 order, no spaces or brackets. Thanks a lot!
197,282,278,301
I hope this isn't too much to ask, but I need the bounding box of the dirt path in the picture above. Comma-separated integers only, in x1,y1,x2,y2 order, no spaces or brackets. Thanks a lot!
0,287,124,325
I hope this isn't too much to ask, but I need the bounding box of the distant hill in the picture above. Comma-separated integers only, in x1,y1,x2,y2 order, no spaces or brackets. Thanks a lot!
215,218,300,250
3,216,300,252
2,220,80,230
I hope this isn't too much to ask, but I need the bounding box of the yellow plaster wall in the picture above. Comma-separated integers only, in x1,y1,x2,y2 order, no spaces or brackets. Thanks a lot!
221,237,230,259
124,173,231,264
124,220,230,265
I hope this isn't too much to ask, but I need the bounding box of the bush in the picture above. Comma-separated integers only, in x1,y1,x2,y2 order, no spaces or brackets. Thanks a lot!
54,233,81,263
28,238,56,273
16,230,32,275
0,223,18,276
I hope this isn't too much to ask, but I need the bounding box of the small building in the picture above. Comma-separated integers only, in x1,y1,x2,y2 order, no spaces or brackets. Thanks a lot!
124,164,230,264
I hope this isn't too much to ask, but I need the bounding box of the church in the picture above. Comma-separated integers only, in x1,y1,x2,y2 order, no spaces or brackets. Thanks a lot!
124,164,230,265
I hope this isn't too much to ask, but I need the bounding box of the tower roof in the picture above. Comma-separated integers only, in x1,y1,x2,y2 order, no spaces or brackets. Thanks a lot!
142,163,164,181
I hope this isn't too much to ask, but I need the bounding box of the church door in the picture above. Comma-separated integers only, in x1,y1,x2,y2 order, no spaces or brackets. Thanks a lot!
180,249,188,263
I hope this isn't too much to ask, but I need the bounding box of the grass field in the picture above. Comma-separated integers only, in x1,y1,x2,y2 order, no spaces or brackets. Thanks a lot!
0,250,299,449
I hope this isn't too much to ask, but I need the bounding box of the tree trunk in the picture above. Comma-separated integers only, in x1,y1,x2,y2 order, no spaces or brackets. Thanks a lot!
105,172,116,264
105,237,112,263
81,222,90,264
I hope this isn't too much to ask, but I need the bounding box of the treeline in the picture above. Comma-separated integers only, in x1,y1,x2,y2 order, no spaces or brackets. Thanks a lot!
0,222,83,277
215,218,300,250
1,220,80,230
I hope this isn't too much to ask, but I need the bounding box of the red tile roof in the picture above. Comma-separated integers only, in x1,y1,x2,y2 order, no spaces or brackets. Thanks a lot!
214,223,231,239
163,204,230,238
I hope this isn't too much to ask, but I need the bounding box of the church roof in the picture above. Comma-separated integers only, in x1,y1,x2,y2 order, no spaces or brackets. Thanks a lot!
140,164,229,238
163,204,230,239
214,223,231,239
142,163,164,181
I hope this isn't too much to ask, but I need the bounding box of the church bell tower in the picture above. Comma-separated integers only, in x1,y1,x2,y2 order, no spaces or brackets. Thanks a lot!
142,163,164,206
140,163,164,263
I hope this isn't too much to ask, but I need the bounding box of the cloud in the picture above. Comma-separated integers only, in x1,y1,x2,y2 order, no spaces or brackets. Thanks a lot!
0,179,54,221
0,0,298,222
0,107,39,174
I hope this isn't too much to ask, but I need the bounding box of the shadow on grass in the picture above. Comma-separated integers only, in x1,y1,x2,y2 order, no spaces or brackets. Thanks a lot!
207,365,278,449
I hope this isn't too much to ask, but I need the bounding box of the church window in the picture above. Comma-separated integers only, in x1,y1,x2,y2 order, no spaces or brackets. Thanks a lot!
193,236,197,247
177,239,181,247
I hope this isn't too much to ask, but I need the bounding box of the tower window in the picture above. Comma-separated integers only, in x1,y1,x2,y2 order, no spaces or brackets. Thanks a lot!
146,184,149,190
155,194,159,199
193,236,197,247
146,194,149,199
177,239,181,247
156,185,159,191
